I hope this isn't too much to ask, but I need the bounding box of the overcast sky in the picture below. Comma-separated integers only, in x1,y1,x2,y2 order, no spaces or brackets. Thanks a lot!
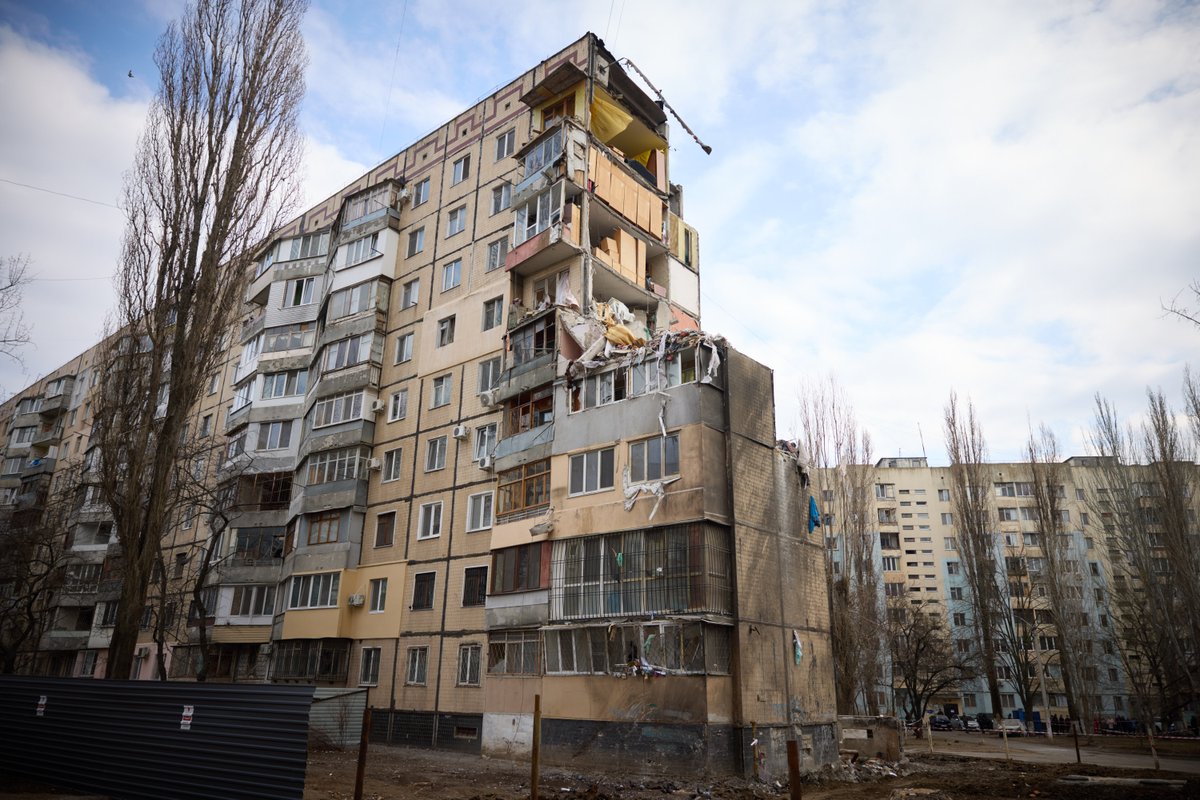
0,0,1197,463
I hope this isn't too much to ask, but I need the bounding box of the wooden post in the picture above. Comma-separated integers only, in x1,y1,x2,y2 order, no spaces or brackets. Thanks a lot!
531,694,542,800
353,706,372,800
786,739,803,800
1072,720,1081,764
750,721,759,781
1146,721,1160,771
1000,719,1011,763
926,715,934,754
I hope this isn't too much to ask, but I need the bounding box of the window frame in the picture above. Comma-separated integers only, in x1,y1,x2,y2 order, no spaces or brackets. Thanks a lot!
494,129,515,161
446,205,467,236
411,572,436,610
481,298,504,331
431,374,452,408
388,389,408,422
441,258,462,292
382,447,402,483
369,577,388,613
457,643,482,686
451,154,470,185
418,501,443,540
360,646,381,686
568,447,615,496
466,491,494,532
405,646,428,685
463,566,488,607
374,511,395,548
407,227,425,257
628,434,680,483
425,436,447,472
395,331,414,363
412,177,430,206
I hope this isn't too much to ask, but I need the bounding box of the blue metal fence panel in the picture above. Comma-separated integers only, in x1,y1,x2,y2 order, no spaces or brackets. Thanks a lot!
0,676,314,800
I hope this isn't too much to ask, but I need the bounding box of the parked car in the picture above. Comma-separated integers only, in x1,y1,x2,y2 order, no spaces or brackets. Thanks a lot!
930,715,952,731
998,719,1026,736
975,713,994,731
965,718,981,732
949,717,965,731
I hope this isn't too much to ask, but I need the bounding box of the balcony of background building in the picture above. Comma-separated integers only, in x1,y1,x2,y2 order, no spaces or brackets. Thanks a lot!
37,378,75,417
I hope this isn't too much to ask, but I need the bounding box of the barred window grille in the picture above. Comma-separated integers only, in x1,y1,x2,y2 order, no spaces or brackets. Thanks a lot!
549,523,732,620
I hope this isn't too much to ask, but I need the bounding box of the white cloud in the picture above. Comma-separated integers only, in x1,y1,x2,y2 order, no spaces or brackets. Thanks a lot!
0,25,145,393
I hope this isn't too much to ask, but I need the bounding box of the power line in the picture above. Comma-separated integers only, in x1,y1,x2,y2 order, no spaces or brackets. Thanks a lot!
0,177,123,211
377,0,410,162
29,275,113,283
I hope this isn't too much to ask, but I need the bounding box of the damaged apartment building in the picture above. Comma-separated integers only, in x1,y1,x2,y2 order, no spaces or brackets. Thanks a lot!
0,33,835,775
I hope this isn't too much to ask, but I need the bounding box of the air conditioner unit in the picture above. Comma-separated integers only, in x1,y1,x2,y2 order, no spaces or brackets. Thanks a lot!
370,398,386,413
479,455,494,472
367,457,382,470
479,390,498,408
347,594,365,607
452,424,470,440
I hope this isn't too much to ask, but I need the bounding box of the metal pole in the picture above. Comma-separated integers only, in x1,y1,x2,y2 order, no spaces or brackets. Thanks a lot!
531,694,542,800
786,739,803,800
353,706,372,800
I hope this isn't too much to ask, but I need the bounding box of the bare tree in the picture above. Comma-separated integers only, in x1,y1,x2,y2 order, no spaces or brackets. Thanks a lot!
798,377,882,714
0,254,33,363
0,461,78,673
1087,391,1199,727
1163,281,1200,329
943,392,1004,723
887,598,973,723
95,0,306,679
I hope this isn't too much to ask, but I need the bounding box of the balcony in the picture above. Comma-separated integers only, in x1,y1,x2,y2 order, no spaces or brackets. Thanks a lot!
21,456,56,478
246,261,273,305
31,424,63,447
37,386,73,417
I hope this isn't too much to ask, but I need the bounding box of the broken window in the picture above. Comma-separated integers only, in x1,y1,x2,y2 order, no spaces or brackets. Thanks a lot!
550,524,731,620
543,621,727,676
571,368,627,412
523,127,563,175
514,181,563,245
509,316,556,366
506,387,553,434
487,629,540,675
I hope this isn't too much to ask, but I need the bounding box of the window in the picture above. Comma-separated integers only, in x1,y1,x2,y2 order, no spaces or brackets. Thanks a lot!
447,206,467,236
283,277,315,307
477,357,502,393
395,332,414,363
944,536,957,549
490,183,511,214
230,585,275,617
425,437,447,471
946,561,960,575
457,644,482,686
485,237,508,272
441,259,461,292
495,128,515,160
515,182,563,245
407,228,425,257
885,582,904,597
323,333,374,372
487,629,540,675
467,492,493,532
418,502,443,540
405,646,428,684
482,297,504,331
200,414,213,437
881,556,899,571
451,154,470,185
261,369,306,399
288,572,340,609
262,322,316,352
289,231,330,260
629,435,679,483
306,446,368,484
473,423,497,462
878,508,897,524
569,447,615,495
412,573,435,609
382,448,402,482
329,281,381,319
953,611,967,626
369,578,388,612
463,566,488,607
344,185,391,222
412,177,429,206
506,387,552,434
880,532,900,549
375,512,395,548
436,316,456,347
950,586,964,600
497,459,550,519
401,279,419,309
360,647,381,686
875,483,895,499
524,128,562,173
510,315,556,365
431,375,452,407
256,420,292,451
308,511,340,545
998,507,1018,522
492,543,544,593
343,233,378,266
312,391,363,428
388,389,408,422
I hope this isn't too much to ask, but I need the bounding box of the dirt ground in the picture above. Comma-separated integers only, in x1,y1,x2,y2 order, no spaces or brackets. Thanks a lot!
303,745,1200,800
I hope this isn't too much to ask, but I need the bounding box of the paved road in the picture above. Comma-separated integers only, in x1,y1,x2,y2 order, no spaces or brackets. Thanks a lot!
925,731,1200,775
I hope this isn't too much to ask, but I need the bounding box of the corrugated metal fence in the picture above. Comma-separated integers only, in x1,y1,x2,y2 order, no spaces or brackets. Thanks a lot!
0,675,314,800
310,687,366,749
